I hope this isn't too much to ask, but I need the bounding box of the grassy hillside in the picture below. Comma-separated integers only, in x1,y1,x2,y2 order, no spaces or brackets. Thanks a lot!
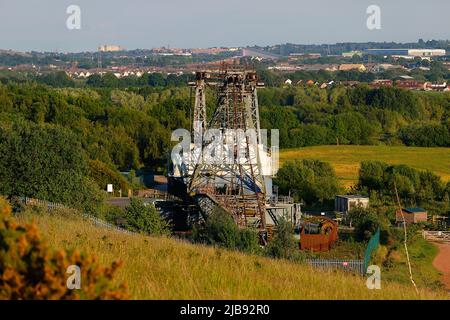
280,145,450,188
380,237,443,290
21,212,448,300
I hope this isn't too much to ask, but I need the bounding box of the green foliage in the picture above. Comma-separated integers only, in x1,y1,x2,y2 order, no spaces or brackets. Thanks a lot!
275,159,341,204
398,123,450,147
0,120,104,215
359,161,388,191
265,219,302,261
37,71,75,88
124,198,171,236
359,160,446,205
89,159,130,196
348,207,382,242
192,208,260,254
260,86,449,148
102,204,126,227
330,112,379,145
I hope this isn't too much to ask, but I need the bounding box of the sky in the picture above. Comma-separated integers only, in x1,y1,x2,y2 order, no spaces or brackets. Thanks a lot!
0,0,449,52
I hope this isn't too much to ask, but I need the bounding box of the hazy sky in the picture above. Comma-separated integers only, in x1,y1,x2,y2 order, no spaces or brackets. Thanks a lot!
0,0,449,52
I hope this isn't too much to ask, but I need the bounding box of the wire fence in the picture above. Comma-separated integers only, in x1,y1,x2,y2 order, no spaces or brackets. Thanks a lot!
306,259,365,274
306,228,380,275
17,196,135,235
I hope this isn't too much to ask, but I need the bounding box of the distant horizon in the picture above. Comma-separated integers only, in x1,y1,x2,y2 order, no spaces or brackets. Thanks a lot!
1,39,449,55
1,0,449,52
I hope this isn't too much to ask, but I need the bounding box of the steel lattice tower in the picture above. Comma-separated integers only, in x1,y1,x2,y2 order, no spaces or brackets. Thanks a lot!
187,67,267,231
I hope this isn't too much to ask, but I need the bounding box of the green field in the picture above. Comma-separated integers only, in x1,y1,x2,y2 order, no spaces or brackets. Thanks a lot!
280,145,450,188
21,211,448,300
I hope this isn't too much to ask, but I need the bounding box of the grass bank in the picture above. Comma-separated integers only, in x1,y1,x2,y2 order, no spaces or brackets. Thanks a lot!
21,212,448,300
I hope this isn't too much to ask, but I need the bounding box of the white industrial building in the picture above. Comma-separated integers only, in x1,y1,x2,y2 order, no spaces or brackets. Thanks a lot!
364,48,446,58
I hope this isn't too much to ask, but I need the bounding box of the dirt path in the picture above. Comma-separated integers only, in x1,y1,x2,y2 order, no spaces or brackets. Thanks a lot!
432,242,450,291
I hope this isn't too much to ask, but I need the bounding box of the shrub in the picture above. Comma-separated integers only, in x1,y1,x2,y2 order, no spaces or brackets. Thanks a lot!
124,198,171,236
192,208,260,254
0,197,129,299
88,159,130,197
348,207,381,242
102,204,126,227
265,218,302,261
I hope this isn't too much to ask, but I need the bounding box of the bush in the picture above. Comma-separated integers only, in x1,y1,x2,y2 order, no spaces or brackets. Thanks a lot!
124,198,171,236
192,208,260,254
348,207,381,242
265,219,302,261
89,159,130,196
101,204,126,227
0,197,129,299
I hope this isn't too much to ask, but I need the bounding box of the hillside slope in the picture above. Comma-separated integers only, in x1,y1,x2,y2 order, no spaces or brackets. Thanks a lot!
280,145,450,187
22,212,448,300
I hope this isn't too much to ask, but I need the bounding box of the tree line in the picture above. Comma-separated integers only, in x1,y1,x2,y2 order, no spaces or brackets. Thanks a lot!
0,77,448,216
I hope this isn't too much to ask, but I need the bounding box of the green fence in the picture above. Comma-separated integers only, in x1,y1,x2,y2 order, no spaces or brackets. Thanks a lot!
306,228,381,275
363,228,380,271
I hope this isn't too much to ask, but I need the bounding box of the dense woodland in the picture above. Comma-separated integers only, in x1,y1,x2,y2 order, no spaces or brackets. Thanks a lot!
0,72,449,217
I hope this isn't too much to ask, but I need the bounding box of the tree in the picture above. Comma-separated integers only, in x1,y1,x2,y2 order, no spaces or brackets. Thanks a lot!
275,159,341,204
398,124,450,147
359,161,388,192
358,160,446,203
37,71,75,87
124,198,171,235
348,207,381,241
330,112,377,145
0,120,104,215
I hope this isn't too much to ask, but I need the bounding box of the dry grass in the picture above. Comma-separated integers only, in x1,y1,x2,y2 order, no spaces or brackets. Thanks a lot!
280,145,450,188
23,212,449,300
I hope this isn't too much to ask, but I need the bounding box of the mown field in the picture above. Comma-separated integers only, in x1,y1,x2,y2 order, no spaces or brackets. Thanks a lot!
280,145,450,188
23,212,449,300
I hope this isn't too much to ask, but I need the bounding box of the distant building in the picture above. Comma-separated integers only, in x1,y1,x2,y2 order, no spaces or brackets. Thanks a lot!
335,195,369,213
342,51,362,58
190,47,230,55
371,63,406,73
300,64,338,72
98,45,123,52
396,207,428,225
338,64,366,72
425,82,448,91
395,79,426,90
370,79,393,88
364,48,446,58
289,53,322,59
268,64,301,71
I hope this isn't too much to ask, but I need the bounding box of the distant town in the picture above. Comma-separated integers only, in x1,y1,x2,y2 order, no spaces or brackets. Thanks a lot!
0,40,449,91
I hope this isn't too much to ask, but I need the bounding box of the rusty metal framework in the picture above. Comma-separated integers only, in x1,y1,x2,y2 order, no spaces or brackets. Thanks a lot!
187,67,267,231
